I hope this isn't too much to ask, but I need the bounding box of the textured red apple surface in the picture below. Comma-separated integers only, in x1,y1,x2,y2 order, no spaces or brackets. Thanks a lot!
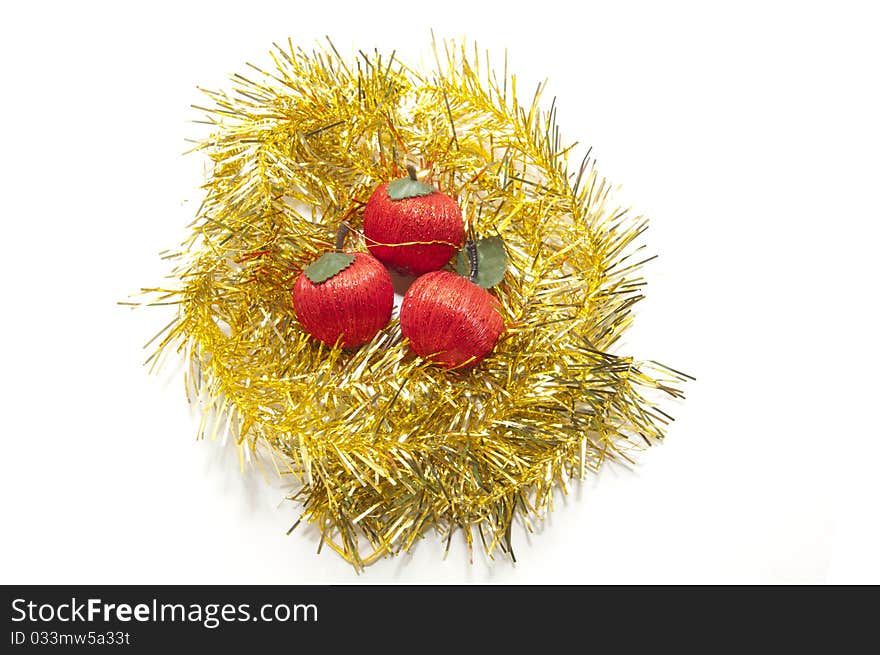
363,182,464,275
400,270,504,369
293,252,394,348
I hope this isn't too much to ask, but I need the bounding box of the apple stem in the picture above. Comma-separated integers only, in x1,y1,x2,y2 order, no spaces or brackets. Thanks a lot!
465,240,478,283
335,223,350,252
406,164,419,181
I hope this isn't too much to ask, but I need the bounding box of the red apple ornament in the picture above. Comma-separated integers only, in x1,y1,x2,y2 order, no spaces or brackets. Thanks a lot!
363,165,465,275
293,225,394,348
400,237,506,369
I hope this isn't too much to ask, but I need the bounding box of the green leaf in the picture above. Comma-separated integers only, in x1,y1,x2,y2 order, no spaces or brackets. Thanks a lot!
386,176,436,201
304,252,356,284
456,236,507,289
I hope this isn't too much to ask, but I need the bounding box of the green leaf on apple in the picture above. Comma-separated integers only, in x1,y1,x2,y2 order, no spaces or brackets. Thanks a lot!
304,252,356,284
386,176,436,201
456,236,507,289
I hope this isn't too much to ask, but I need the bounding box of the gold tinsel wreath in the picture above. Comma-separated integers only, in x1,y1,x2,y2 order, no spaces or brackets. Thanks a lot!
138,38,689,569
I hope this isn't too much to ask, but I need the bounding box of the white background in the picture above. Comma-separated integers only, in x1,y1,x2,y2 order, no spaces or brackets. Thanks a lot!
1,1,877,584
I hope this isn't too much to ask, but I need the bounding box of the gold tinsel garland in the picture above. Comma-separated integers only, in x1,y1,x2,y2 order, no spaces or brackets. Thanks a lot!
139,38,689,569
